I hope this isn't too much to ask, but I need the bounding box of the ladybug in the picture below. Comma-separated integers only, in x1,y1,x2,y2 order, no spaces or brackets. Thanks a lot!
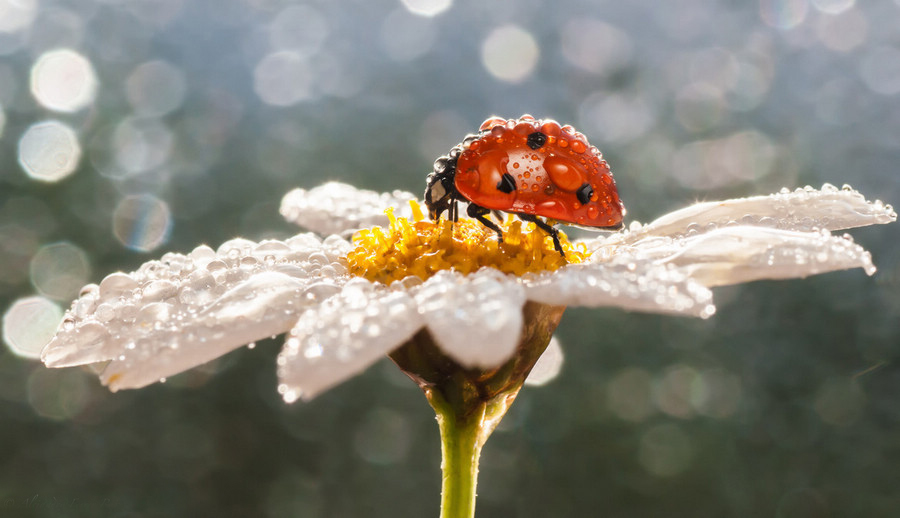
424,115,625,254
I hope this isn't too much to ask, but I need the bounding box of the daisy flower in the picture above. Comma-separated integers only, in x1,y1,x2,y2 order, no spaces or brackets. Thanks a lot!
39,177,893,517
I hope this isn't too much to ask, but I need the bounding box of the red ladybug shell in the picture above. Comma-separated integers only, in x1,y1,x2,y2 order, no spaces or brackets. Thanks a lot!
454,115,624,228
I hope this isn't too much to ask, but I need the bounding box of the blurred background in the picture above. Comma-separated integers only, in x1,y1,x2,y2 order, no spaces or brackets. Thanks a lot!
1,0,899,516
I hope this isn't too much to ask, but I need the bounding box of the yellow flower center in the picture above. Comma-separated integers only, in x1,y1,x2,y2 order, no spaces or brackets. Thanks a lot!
346,200,587,285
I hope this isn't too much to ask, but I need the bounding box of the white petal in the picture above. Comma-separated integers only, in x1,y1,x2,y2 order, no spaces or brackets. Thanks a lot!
637,226,877,287
610,184,896,245
523,263,715,318
277,279,422,402
280,181,418,236
413,269,526,369
42,234,350,391
524,335,564,387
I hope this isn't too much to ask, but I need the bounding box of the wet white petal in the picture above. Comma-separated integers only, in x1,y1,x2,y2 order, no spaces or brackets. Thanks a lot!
280,181,417,236
37,180,895,400
524,335,564,387
42,234,350,391
414,269,526,369
637,226,877,287
610,184,896,245
277,280,422,402
523,263,715,318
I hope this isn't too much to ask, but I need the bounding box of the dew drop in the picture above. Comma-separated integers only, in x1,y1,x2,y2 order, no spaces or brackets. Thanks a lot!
95,303,116,322
206,259,227,272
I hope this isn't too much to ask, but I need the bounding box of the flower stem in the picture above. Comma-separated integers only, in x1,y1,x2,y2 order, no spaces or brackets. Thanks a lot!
429,389,517,518
388,302,567,518
434,394,483,518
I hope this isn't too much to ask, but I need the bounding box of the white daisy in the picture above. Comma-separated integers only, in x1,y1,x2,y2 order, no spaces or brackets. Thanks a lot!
41,182,895,402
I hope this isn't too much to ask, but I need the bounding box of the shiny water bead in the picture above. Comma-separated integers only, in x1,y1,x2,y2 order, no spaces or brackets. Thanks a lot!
280,181,418,236
522,262,715,319
447,115,624,228
278,281,422,401
611,184,898,244
42,235,352,390
413,268,526,368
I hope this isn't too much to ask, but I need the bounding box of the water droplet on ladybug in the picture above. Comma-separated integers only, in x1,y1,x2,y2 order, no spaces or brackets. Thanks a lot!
480,117,506,131
541,120,561,136
515,121,534,135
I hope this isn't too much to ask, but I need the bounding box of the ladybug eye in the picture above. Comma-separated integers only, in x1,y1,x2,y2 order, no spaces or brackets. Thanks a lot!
576,182,593,205
496,173,516,194
526,132,547,150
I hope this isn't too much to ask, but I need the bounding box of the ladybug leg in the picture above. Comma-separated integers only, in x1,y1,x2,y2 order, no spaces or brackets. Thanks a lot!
518,214,564,256
467,203,504,243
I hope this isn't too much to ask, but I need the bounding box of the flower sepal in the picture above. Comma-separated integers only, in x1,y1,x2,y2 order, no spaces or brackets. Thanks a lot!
389,301,565,421
389,301,565,518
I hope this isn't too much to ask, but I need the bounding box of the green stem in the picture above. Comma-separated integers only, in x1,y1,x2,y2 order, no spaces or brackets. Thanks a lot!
431,394,482,518
430,390,516,518
388,302,567,518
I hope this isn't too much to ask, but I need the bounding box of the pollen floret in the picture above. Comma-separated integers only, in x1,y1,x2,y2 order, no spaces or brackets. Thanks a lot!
346,201,587,285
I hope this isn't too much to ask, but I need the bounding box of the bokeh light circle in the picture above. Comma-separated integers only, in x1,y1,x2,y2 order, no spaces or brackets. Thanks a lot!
253,51,313,106
638,423,694,477
400,0,452,17
815,9,867,53
481,25,539,83
126,60,187,117
559,19,632,75
27,368,91,421
29,48,97,112
811,0,854,14
112,194,173,252
29,241,92,301
0,0,37,33
760,0,809,29
859,46,900,95
113,117,175,174
2,295,62,359
380,9,435,62
17,120,82,182
270,5,329,56
524,336,563,386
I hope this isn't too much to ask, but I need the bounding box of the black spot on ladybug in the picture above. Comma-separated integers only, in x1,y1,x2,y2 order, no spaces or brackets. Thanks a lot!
526,132,547,150
576,182,593,205
496,173,516,194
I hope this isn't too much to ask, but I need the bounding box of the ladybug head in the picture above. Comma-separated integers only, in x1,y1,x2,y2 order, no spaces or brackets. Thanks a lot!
424,152,459,222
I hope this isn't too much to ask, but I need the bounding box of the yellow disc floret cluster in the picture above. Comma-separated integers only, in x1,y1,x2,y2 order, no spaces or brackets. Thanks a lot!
346,200,587,285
